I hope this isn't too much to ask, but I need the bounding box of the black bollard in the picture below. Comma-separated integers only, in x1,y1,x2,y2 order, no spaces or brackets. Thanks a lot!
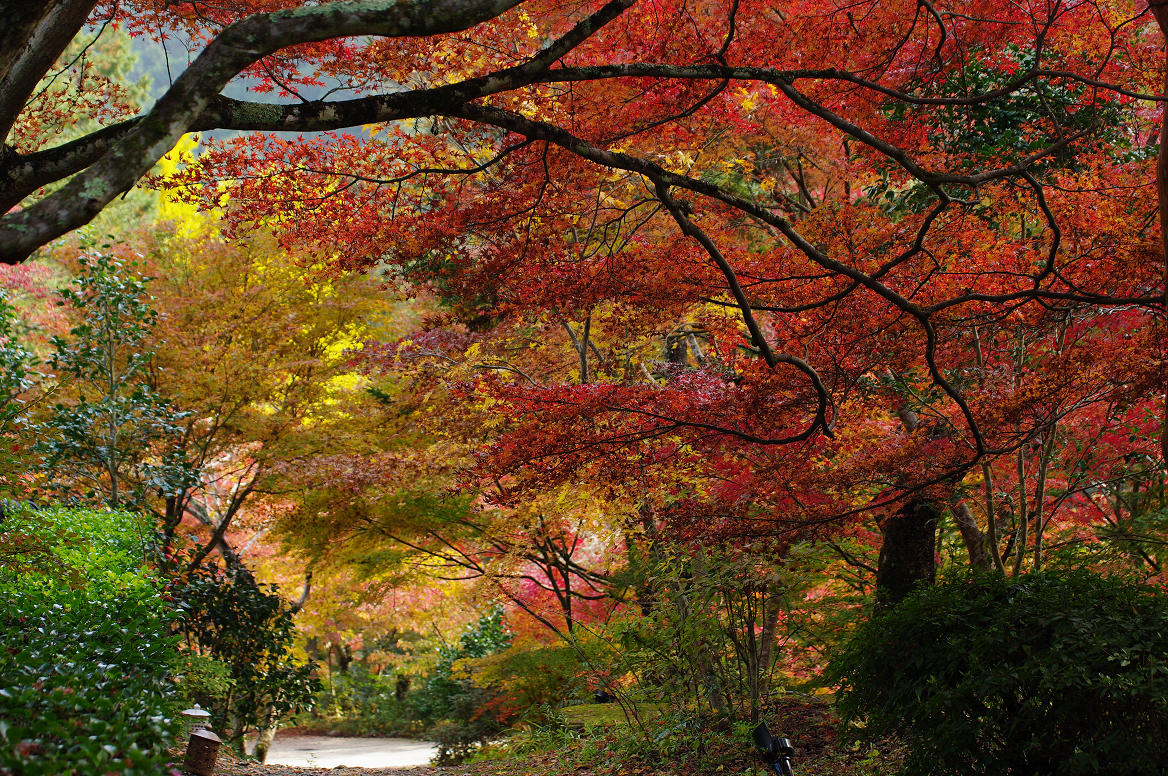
752,721,795,776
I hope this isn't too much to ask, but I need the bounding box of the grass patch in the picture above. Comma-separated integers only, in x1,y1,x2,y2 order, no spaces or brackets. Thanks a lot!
559,703,666,730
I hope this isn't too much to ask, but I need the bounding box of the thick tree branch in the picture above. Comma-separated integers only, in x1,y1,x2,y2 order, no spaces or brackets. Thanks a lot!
4,23,1136,255
0,0,531,263
7,31,1140,244
2,0,638,215
0,0,98,142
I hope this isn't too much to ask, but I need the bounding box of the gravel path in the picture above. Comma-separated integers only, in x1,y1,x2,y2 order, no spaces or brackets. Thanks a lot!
224,766,445,776
216,735,452,776
262,735,437,769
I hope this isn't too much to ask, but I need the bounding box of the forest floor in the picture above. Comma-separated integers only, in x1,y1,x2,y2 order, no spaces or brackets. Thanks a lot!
213,739,728,776
212,739,636,776
218,758,695,776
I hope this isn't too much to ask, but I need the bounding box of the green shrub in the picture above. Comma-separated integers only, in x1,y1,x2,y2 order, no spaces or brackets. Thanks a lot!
0,585,183,776
43,507,153,572
0,504,153,584
828,570,1168,776
172,565,319,747
173,653,234,712
0,291,36,500
490,693,904,776
413,607,512,764
305,665,421,737
0,506,182,776
462,639,584,722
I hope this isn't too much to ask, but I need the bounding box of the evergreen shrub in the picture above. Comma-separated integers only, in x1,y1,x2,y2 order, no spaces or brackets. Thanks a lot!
0,506,182,776
829,570,1168,776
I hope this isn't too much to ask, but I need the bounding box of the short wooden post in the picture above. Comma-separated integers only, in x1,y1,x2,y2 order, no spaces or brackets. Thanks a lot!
181,706,219,776
183,729,221,776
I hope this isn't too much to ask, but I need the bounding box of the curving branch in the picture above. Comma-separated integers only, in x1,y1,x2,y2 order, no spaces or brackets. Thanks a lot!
6,12,1154,263
653,179,835,441
0,0,533,263
446,104,996,454
4,3,1153,268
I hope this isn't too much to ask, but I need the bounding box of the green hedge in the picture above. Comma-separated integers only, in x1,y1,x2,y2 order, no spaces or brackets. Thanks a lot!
829,570,1168,776
0,505,183,776
2,505,154,582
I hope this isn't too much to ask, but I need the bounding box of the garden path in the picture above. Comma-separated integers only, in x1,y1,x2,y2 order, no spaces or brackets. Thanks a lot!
262,735,437,768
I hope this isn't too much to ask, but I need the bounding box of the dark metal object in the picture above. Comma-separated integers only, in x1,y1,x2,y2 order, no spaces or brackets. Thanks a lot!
183,728,221,776
752,721,795,776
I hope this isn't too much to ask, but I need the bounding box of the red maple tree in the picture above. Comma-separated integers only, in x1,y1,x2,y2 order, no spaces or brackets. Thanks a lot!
3,0,1166,600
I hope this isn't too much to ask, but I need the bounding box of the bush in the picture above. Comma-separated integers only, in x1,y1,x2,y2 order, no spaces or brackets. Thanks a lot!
0,504,153,583
0,506,183,776
426,639,584,763
413,607,512,764
828,570,1168,776
0,585,183,776
300,665,421,737
171,565,319,747
172,653,234,713
491,693,904,776
463,638,584,722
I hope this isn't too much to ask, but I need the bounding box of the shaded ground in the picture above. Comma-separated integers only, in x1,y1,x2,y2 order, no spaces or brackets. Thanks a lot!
209,696,896,776
217,749,446,776
218,758,633,776
224,767,444,776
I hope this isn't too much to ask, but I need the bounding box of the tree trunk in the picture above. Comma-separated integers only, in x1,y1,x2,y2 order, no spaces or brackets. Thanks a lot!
1152,0,1168,469
751,574,784,724
951,497,992,570
756,576,783,677
331,642,353,674
630,502,661,615
876,401,943,606
875,498,940,608
252,713,277,764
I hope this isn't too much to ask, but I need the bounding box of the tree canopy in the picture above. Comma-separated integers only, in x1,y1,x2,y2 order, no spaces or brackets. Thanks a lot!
3,3,1168,771
4,0,1168,601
